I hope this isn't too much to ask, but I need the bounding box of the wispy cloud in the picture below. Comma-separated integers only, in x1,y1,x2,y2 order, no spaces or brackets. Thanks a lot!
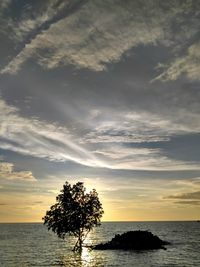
0,0,183,74
0,0,73,42
159,178,200,207
154,42,200,82
1,0,200,83
0,2,160,73
169,177,200,188
81,111,200,144
165,190,200,200
0,97,107,168
162,182,200,205
93,145,200,171
1,97,200,171
175,201,200,205
0,162,37,182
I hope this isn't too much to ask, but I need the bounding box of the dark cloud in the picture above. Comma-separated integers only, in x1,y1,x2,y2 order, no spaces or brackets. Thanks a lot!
33,201,43,204
166,191,200,200
175,201,200,205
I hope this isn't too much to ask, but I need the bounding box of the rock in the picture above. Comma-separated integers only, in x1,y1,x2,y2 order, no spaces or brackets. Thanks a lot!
93,230,170,250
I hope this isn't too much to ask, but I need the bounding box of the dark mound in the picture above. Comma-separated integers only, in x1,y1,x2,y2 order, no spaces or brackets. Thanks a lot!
93,230,170,250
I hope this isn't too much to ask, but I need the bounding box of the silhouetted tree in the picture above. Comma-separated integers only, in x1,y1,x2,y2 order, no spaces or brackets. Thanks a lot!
43,181,104,252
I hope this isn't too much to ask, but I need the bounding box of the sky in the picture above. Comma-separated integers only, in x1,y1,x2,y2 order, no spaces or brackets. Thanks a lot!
0,0,200,222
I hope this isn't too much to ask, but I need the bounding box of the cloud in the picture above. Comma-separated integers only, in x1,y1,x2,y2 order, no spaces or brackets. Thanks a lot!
0,0,11,10
80,112,181,143
33,201,43,204
1,0,200,82
0,97,107,168
0,0,71,42
81,111,200,144
94,147,159,159
13,1,69,39
166,191,200,200
0,162,37,182
1,97,200,171
175,201,200,205
160,178,200,206
0,0,184,74
93,146,200,171
154,42,200,82
47,189,60,195
170,178,200,190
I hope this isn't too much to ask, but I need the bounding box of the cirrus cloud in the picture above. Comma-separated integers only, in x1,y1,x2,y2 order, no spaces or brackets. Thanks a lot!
1,97,200,171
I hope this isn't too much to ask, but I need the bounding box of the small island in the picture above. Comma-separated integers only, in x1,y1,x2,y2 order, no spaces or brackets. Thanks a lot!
93,230,170,250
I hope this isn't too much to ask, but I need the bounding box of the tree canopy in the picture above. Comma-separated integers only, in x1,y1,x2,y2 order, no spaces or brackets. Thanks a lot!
43,181,104,252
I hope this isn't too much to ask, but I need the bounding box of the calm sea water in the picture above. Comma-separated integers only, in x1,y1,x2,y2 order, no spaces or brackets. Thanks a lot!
0,221,200,267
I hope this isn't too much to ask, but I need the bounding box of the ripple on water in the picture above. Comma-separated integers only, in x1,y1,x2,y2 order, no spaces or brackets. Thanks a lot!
0,222,200,267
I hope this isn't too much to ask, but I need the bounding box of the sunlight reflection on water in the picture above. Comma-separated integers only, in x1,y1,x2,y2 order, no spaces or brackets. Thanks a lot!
56,232,105,267
59,249,105,267
81,247,92,266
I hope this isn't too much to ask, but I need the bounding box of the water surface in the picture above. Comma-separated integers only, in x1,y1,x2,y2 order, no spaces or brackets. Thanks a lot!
0,221,200,266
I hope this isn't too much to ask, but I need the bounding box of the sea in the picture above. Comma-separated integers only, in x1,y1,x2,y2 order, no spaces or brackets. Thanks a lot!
0,221,200,267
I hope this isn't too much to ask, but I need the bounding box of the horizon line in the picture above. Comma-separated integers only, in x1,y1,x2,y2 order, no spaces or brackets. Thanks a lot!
0,219,199,224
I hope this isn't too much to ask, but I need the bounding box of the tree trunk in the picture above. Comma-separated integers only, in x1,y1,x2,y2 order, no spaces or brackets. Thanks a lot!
73,231,83,252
